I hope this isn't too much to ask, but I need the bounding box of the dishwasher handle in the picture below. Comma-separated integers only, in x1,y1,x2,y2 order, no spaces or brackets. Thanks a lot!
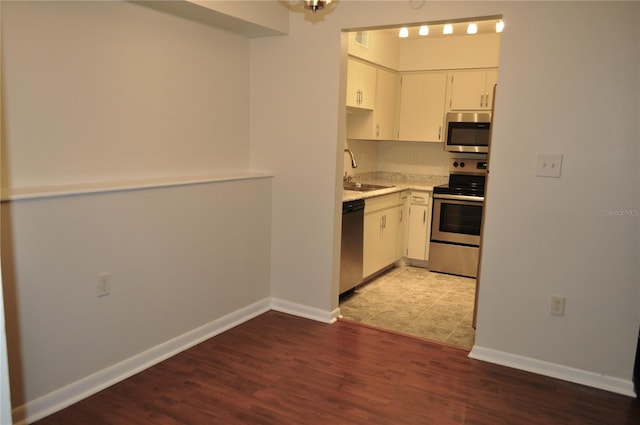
343,199,365,213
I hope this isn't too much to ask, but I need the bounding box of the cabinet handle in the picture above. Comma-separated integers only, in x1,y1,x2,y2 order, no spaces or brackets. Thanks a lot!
423,210,426,223
376,124,380,137
438,126,442,140
479,93,483,108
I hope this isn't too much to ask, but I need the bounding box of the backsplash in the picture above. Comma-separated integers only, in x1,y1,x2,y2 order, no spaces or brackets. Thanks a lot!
354,171,448,186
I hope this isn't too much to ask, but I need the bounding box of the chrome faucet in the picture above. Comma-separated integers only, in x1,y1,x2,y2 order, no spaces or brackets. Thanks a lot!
344,148,357,168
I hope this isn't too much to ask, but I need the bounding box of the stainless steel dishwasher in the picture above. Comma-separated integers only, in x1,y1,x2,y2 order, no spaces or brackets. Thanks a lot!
340,199,364,294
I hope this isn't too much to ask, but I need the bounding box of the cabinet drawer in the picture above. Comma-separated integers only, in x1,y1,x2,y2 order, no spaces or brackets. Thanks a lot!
365,192,401,213
410,192,430,206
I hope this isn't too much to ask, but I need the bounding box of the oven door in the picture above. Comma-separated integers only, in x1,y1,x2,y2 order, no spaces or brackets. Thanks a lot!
431,195,483,246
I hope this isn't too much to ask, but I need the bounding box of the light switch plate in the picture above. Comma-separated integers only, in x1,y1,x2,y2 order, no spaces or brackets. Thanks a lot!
535,153,563,178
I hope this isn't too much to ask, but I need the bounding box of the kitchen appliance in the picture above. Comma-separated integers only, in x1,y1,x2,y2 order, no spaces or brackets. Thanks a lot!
444,112,492,153
429,158,486,278
340,199,365,294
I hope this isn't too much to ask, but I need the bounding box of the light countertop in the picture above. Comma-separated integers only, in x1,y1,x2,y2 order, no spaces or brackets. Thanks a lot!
342,174,448,202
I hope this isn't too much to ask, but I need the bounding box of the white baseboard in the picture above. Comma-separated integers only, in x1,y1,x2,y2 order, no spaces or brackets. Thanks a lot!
271,298,340,324
13,298,272,425
469,345,637,398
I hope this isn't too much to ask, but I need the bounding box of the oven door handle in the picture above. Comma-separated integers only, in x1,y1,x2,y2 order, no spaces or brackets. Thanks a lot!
433,194,485,202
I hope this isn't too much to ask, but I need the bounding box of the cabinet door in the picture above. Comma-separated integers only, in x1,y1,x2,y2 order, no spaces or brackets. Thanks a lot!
346,59,360,108
485,69,498,110
363,210,380,278
406,204,429,260
397,72,447,142
397,192,408,259
375,68,399,140
363,206,402,278
346,59,376,110
379,207,399,267
448,70,489,111
406,192,433,261
347,68,399,140
359,61,377,110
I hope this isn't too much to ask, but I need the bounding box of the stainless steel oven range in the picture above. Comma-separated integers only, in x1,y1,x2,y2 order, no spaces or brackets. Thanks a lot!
429,158,487,278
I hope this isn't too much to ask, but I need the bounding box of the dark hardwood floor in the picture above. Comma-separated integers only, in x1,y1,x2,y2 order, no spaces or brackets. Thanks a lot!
36,311,639,424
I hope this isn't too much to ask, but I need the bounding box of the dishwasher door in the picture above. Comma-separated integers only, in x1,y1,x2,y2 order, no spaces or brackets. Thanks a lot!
340,199,365,294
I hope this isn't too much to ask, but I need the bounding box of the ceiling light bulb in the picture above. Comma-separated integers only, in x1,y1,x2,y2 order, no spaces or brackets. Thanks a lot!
443,24,453,35
496,20,505,33
419,25,429,36
399,27,409,38
304,0,331,13
467,23,478,35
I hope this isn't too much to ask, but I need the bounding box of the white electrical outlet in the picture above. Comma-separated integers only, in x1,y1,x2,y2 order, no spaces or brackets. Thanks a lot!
97,273,111,297
550,296,565,316
535,153,563,178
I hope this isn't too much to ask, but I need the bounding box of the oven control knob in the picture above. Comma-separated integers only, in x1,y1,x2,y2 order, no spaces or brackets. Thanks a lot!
460,161,465,168
453,161,459,167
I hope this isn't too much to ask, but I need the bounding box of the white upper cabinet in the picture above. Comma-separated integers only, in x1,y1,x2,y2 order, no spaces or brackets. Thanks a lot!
374,68,400,140
346,58,377,110
347,67,400,140
447,69,498,111
397,72,447,142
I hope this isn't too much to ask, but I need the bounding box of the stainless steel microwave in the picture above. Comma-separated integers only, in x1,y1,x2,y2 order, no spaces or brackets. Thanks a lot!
444,112,492,153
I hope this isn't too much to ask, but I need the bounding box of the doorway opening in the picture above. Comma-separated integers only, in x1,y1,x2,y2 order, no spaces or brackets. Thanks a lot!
338,16,503,349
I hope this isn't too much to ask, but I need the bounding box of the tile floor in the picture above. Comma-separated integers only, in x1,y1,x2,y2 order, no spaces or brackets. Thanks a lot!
339,265,477,349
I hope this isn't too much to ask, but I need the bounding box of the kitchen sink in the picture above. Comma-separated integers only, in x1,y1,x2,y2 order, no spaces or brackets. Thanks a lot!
343,182,394,192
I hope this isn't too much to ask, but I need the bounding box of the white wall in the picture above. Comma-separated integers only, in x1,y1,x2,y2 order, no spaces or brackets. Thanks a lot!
250,0,639,393
0,269,10,425
250,14,344,312
0,4,12,423
2,179,272,408
2,1,251,188
378,141,450,176
398,33,501,71
347,30,400,69
475,1,639,387
1,1,273,421
345,139,379,177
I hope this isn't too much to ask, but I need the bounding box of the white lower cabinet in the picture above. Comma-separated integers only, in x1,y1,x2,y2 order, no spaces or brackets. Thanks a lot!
397,191,408,260
363,192,403,278
405,191,432,261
